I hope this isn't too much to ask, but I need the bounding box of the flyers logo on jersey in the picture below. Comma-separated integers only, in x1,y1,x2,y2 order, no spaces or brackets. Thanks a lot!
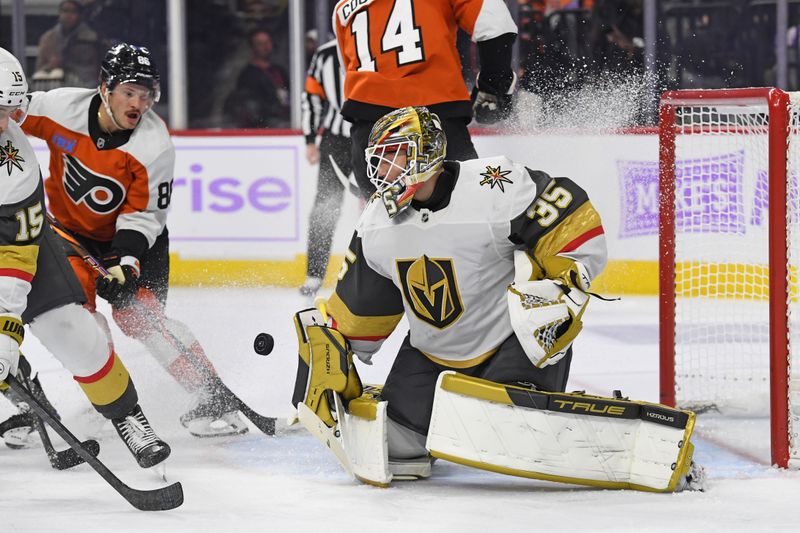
62,154,126,214
397,255,464,329
336,0,374,25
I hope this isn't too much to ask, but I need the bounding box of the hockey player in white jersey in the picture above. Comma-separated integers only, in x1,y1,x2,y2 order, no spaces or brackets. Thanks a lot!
0,47,170,469
292,106,705,491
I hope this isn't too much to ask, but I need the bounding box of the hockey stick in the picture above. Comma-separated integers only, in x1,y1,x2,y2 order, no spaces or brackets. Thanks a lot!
329,154,362,198
16,371,101,470
5,374,183,511
47,214,276,436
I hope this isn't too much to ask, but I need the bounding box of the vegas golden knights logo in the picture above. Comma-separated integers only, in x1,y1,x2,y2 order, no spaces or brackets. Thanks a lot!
396,255,464,329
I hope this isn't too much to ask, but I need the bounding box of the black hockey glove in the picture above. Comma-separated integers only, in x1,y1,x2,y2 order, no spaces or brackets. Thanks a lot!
471,70,516,124
96,252,141,308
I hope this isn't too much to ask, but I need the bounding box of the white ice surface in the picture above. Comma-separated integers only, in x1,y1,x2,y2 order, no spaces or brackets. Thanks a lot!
1,289,798,532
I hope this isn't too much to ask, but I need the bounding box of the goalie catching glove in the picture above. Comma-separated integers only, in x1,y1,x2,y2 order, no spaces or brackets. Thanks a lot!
292,308,362,427
507,251,591,368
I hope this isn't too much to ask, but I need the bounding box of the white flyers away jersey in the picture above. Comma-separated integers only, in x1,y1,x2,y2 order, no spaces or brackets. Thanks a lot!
326,156,607,366
22,88,174,250
0,120,45,316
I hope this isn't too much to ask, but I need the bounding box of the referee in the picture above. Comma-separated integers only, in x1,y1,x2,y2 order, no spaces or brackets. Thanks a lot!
299,39,352,302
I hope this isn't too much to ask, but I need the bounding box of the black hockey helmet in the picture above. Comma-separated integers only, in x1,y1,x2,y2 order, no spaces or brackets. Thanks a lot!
99,43,160,102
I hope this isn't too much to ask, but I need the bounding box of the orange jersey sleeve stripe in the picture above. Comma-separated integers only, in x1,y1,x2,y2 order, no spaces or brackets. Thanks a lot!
305,75,327,99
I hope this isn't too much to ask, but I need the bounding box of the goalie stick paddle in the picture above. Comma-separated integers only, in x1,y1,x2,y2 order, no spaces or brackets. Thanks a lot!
46,213,277,436
17,372,101,470
5,374,183,511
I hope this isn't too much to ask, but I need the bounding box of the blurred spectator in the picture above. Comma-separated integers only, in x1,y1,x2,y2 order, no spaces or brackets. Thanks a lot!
305,30,318,68
33,0,103,89
590,0,644,76
224,29,290,128
517,1,591,96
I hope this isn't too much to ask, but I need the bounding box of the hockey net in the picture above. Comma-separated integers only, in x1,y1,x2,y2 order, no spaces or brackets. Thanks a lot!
659,88,800,468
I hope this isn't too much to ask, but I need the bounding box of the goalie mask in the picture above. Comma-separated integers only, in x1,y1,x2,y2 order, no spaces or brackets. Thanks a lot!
365,106,446,217
0,47,29,124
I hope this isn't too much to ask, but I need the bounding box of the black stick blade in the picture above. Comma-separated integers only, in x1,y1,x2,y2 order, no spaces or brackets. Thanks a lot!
121,482,184,512
49,439,101,470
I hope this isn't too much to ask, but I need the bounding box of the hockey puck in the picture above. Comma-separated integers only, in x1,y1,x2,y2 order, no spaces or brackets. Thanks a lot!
253,333,275,356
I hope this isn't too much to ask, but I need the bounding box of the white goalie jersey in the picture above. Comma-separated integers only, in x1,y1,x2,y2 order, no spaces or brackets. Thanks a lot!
325,156,607,365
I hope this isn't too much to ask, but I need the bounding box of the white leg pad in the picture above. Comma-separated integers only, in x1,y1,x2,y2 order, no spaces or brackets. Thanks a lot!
426,372,696,492
337,393,392,486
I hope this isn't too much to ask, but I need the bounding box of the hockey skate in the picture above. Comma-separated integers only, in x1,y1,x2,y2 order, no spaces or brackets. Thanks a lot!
179,393,248,438
0,364,60,449
389,456,433,480
0,411,38,449
677,461,707,492
112,405,171,469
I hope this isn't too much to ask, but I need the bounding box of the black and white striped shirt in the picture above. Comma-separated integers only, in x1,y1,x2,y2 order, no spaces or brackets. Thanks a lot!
302,39,350,143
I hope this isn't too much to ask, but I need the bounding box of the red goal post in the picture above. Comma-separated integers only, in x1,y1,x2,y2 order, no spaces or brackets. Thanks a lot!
658,88,798,468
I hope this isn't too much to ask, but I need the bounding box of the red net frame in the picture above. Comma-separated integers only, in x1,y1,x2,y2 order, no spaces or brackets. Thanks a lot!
658,88,792,468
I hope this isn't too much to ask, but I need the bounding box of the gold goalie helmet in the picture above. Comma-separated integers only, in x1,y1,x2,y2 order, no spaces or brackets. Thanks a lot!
365,106,447,217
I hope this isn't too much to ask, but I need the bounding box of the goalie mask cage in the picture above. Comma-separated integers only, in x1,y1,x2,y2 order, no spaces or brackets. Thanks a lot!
659,88,800,468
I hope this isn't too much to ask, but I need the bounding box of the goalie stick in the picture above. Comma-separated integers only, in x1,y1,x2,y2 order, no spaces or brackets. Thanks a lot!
16,371,101,470
5,374,184,511
46,214,277,436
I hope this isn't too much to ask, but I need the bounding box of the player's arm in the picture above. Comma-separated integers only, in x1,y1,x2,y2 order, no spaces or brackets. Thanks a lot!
325,230,404,363
292,228,403,426
0,179,45,381
17,91,50,138
505,170,607,368
302,48,327,145
510,169,607,288
453,0,518,123
96,145,174,307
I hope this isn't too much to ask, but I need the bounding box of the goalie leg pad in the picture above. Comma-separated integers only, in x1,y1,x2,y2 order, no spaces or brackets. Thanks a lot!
426,372,696,492
337,389,392,486
340,387,431,484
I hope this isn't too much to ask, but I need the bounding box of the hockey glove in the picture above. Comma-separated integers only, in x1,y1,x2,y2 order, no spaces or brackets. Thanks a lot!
292,308,363,427
96,253,141,308
527,254,592,292
471,70,516,124
0,314,24,385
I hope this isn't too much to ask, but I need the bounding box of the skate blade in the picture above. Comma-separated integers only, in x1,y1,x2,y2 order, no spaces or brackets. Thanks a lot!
150,462,168,483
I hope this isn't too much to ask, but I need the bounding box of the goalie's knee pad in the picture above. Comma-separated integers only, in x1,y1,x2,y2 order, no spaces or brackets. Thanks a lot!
426,372,697,492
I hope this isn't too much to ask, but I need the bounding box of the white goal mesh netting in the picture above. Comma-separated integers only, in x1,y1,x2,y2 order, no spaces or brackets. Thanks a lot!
669,93,800,466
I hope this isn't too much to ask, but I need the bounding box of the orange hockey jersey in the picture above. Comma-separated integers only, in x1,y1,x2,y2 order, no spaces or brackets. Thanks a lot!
22,88,174,250
334,0,517,120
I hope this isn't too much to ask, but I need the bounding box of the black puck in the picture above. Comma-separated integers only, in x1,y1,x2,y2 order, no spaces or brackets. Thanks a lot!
253,332,274,356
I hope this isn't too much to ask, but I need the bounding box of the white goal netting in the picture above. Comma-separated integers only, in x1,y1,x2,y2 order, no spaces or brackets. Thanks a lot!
666,92,800,466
